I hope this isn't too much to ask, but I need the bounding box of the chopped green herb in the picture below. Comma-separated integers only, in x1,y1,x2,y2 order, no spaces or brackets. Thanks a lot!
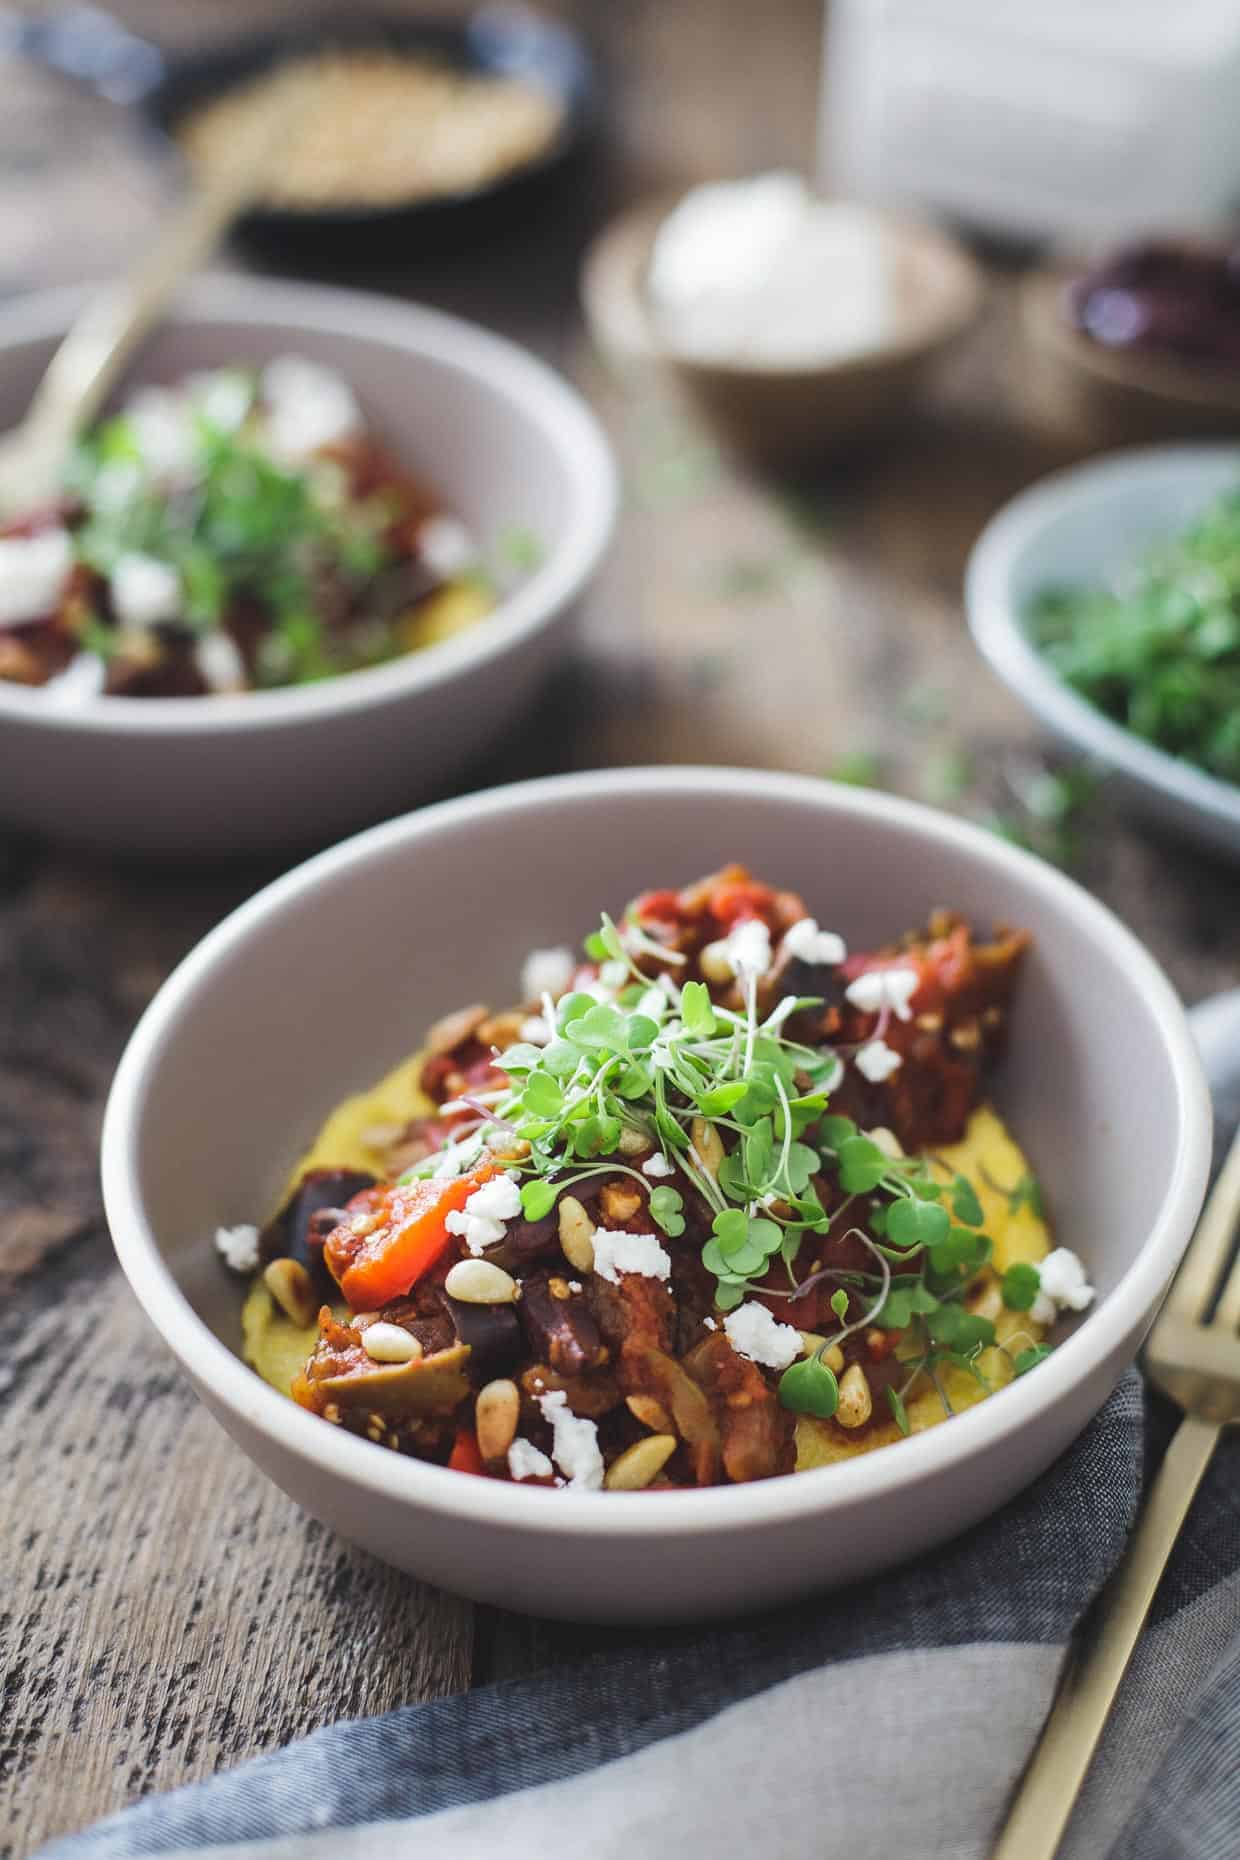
1029,488,1240,789
1001,1262,1042,1312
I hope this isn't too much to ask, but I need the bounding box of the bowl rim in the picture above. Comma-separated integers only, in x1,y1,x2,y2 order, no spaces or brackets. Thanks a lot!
101,765,1211,1539
580,195,984,383
0,274,618,737
966,441,1240,837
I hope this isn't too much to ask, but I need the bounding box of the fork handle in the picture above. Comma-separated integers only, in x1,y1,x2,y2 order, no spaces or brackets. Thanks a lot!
991,1411,1221,1860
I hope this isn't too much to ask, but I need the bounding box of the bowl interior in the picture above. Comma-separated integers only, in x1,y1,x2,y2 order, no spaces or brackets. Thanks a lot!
122,775,1198,1374
999,446,1240,614
0,289,575,563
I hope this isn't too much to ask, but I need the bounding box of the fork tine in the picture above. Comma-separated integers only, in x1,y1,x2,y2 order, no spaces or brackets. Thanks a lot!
1163,1123,1240,1324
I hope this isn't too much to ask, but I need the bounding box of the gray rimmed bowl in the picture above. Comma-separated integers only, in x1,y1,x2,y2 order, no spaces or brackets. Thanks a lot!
100,766,1210,1622
966,444,1240,862
0,276,617,856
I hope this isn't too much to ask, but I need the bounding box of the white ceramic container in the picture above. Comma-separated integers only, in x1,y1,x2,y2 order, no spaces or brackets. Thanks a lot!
101,767,1211,1622
0,277,617,855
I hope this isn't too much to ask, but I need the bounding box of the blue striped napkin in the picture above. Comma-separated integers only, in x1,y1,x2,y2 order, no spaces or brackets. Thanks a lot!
40,999,1240,1860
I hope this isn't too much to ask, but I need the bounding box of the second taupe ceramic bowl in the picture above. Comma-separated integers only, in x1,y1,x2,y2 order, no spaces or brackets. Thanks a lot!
101,767,1210,1622
0,277,616,856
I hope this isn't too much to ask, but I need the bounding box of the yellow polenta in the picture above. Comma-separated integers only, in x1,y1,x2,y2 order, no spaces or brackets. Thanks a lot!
795,1104,1050,1469
242,1051,435,1394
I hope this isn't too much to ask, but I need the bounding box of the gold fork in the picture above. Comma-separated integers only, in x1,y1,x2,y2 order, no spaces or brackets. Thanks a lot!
992,1121,1240,1860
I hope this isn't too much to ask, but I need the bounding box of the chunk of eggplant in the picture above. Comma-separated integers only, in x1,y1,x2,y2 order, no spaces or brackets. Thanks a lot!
443,1295,524,1381
519,1273,606,1376
262,1168,376,1286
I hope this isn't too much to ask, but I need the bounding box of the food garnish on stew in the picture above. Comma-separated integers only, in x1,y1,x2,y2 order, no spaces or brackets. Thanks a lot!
219,867,1094,1491
0,357,507,699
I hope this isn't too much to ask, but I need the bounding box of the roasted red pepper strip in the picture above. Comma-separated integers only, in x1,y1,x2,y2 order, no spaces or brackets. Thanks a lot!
325,1165,494,1310
448,1427,486,1476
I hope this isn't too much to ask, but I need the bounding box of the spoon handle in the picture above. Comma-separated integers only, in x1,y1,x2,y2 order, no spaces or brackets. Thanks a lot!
5,87,299,503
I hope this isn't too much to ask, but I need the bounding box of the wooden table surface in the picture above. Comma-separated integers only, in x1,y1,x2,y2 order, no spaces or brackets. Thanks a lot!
3,5,1239,1854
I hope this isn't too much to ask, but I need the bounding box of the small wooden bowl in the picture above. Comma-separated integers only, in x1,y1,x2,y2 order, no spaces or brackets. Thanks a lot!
1020,266,1240,447
581,197,984,470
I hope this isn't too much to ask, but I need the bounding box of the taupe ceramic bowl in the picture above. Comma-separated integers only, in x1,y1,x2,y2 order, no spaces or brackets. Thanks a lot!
0,277,616,855
101,768,1210,1622
581,198,983,469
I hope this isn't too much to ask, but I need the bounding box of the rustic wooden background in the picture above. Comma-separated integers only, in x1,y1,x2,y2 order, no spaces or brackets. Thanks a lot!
3,3,1239,1854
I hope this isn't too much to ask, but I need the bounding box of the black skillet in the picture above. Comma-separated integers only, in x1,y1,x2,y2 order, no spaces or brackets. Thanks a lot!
2,3,598,261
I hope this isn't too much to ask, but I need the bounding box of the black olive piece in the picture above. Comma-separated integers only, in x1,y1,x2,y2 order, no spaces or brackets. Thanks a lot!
261,1167,376,1285
507,1211,560,1261
443,1295,524,1381
518,1273,604,1376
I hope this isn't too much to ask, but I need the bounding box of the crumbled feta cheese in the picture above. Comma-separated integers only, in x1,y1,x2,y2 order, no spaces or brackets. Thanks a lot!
444,1173,523,1255
0,527,73,628
464,1175,523,1222
508,1437,554,1482
445,1210,506,1256
855,1039,903,1082
93,459,144,512
724,917,772,982
642,1151,675,1179
214,1223,260,1273
537,1390,605,1490
703,1315,717,1331
723,1300,802,1370
261,355,361,461
520,945,575,1003
591,1228,672,1284
782,917,847,966
1030,1248,1095,1327
188,368,253,434
844,966,920,1021
567,1280,583,1294
111,553,181,629
194,630,246,692
417,514,478,579
42,652,105,705
125,385,198,478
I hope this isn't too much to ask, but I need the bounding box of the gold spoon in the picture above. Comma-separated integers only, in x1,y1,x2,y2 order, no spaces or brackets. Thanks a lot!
0,80,307,515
